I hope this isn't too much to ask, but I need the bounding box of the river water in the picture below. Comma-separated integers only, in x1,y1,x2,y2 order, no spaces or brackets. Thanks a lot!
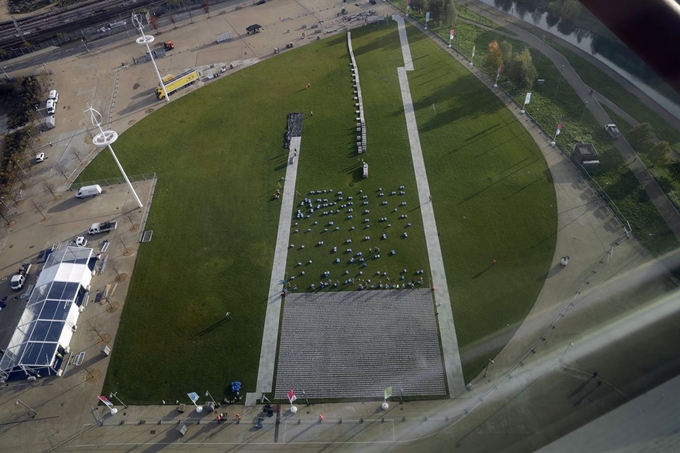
476,0,680,121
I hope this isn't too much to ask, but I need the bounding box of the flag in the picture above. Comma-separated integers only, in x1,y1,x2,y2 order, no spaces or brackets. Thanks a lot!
450,29,455,40
384,386,393,399
497,66,502,75
471,46,476,58
425,12,430,22
187,392,200,403
524,92,532,105
556,123,563,136
98,396,114,409
288,389,297,404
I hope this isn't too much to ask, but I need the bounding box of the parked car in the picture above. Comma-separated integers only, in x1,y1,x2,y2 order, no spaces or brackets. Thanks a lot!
46,99,56,115
36,152,46,163
49,89,59,103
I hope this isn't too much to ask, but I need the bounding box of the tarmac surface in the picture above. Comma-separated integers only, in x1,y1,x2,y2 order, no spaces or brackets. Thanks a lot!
0,1,678,452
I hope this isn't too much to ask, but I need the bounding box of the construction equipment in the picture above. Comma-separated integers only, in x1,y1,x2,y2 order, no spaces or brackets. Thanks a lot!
155,69,199,100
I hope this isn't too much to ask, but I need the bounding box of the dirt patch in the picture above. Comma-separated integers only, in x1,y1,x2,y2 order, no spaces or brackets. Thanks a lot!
84,367,102,383
114,273,128,283
145,108,154,114
105,301,120,313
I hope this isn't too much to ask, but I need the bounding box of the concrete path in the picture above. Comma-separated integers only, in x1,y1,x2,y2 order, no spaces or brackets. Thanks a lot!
454,4,680,242
254,136,302,396
392,14,466,398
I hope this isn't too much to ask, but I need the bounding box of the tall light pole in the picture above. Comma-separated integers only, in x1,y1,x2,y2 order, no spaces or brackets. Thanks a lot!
553,64,565,99
483,358,494,379
16,400,37,417
580,100,589,122
132,13,169,103
109,391,128,409
205,390,217,406
88,107,143,208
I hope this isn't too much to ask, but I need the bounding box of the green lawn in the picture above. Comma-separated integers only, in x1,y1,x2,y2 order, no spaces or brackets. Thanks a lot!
79,21,559,400
285,26,429,292
403,25,556,379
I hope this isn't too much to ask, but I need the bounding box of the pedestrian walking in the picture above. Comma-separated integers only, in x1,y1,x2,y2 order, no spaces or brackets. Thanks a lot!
226,312,233,320
492,259,497,266
49,142,53,147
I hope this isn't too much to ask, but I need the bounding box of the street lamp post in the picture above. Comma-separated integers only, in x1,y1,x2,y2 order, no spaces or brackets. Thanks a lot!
109,391,128,409
132,13,170,103
16,400,37,417
205,390,217,406
553,64,565,99
88,107,143,208
483,358,495,379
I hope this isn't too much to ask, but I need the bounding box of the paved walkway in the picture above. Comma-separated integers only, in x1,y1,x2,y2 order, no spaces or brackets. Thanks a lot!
454,5,680,242
392,14,466,398
254,136,302,397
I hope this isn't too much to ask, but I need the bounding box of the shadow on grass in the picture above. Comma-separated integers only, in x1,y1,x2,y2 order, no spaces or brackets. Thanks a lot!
196,318,230,337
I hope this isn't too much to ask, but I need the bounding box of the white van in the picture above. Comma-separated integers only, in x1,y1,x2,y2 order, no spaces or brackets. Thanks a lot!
45,115,56,129
76,184,102,198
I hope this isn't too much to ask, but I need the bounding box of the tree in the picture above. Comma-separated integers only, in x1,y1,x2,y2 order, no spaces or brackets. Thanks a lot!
499,40,513,67
72,148,85,164
669,161,680,180
410,0,425,13
562,0,582,19
56,162,70,181
441,0,457,27
648,141,672,167
44,182,58,200
170,15,176,29
149,13,159,33
628,122,654,152
428,0,444,22
507,48,538,89
31,198,47,220
202,0,210,17
484,40,503,74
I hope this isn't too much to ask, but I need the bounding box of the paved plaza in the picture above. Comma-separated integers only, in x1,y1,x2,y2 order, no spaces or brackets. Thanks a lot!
275,290,446,399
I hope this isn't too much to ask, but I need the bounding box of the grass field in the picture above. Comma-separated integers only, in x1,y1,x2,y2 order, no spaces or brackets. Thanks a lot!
78,20,558,400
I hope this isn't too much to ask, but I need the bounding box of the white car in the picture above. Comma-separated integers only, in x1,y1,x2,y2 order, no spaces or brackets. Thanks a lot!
36,152,46,163
46,99,56,115
75,236,88,247
48,89,59,103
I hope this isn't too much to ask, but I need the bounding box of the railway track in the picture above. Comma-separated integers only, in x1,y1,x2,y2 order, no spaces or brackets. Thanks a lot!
0,0,159,52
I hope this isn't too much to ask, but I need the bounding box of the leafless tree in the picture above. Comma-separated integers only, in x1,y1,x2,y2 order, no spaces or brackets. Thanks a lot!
120,237,130,255
55,162,70,181
110,259,121,279
44,182,58,200
31,198,47,220
72,148,85,164
170,15,176,29
202,0,210,17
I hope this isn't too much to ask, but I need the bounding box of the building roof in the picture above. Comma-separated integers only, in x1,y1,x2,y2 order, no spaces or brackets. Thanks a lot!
0,247,94,379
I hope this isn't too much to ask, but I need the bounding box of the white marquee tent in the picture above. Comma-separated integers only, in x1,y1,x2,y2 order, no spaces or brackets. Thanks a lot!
0,246,94,382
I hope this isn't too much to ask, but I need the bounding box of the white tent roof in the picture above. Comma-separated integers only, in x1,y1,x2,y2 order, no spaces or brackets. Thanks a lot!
0,246,94,377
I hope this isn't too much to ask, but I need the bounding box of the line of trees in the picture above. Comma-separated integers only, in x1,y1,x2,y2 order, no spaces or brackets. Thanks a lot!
484,40,538,89
409,0,457,28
